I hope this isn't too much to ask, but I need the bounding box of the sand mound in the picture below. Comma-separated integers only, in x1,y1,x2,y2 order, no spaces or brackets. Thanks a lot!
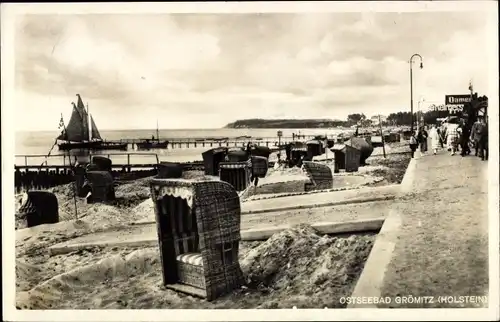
240,225,374,308
16,248,160,309
16,260,43,292
16,225,375,309
16,220,95,260
130,199,155,222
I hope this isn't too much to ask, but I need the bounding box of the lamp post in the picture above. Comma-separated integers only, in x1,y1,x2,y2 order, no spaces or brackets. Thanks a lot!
409,54,424,133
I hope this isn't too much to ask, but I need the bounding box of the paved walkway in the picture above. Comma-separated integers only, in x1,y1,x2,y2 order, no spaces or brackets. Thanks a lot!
352,150,489,308
241,185,398,214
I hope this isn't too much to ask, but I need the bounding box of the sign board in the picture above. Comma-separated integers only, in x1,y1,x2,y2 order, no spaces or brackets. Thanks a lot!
277,131,283,137
445,95,471,105
428,104,464,114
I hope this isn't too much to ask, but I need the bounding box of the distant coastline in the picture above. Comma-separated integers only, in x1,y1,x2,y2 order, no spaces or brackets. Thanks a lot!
223,118,351,129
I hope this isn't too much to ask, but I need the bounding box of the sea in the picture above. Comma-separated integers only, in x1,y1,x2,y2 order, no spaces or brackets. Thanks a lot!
15,128,353,166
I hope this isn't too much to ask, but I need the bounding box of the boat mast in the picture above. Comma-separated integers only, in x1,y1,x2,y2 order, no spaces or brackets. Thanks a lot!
156,119,159,140
87,102,92,141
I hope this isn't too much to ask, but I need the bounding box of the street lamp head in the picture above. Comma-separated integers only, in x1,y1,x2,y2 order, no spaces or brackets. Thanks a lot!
420,62,423,69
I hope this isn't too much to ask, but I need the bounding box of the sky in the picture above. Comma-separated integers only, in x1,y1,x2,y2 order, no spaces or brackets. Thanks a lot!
13,9,494,131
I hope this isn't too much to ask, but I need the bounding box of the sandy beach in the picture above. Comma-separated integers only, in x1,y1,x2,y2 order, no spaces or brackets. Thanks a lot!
15,142,412,309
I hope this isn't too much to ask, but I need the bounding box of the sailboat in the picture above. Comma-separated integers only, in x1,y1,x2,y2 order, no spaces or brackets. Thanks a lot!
57,94,128,151
135,120,169,150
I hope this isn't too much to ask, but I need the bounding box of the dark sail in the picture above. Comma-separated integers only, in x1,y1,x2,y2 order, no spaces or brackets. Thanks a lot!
57,94,103,143
57,104,87,142
90,115,102,140
76,94,90,140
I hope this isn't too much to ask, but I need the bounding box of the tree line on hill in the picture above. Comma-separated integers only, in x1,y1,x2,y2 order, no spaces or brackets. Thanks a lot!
224,111,448,129
224,96,487,129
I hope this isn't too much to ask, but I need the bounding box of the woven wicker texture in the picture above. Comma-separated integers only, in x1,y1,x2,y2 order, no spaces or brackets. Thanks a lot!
18,190,59,228
250,156,269,178
150,178,243,301
218,161,251,192
85,171,115,202
302,161,333,190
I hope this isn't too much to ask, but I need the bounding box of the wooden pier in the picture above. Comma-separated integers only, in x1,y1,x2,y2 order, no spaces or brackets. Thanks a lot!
108,134,318,149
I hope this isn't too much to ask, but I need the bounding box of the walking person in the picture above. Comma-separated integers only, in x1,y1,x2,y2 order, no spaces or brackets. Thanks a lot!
446,121,460,156
417,126,428,156
429,124,441,155
437,125,444,148
409,131,419,158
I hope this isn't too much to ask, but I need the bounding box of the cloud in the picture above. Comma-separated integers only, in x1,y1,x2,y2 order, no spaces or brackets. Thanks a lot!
13,11,494,130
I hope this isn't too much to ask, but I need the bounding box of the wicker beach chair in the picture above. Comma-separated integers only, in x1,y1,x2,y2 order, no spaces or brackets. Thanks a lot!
72,164,88,198
84,171,115,203
157,162,184,179
226,149,248,162
17,191,59,228
218,160,252,192
202,148,228,176
250,156,269,178
290,146,308,167
302,161,334,191
250,146,271,159
150,178,244,301
91,156,112,172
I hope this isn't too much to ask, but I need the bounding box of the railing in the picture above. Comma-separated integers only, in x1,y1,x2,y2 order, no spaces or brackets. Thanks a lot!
14,152,160,167
104,135,317,144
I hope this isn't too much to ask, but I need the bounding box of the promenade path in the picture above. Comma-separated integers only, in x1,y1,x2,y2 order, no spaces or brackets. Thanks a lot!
240,184,398,214
352,150,489,308
48,185,399,254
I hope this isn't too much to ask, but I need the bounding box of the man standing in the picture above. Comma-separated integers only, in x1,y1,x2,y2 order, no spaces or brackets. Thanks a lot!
477,116,488,160
470,116,487,159
459,119,471,156
470,117,483,156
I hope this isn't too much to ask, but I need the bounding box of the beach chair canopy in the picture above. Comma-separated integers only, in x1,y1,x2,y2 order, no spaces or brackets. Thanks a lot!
91,156,112,172
226,149,248,162
202,148,228,176
18,190,59,228
250,145,271,159
150,178,243,300
347,137,373,165
158,161,184,179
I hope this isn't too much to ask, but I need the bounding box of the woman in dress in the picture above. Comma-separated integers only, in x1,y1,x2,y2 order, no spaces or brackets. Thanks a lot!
429,124,441,155
446,121,460,156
